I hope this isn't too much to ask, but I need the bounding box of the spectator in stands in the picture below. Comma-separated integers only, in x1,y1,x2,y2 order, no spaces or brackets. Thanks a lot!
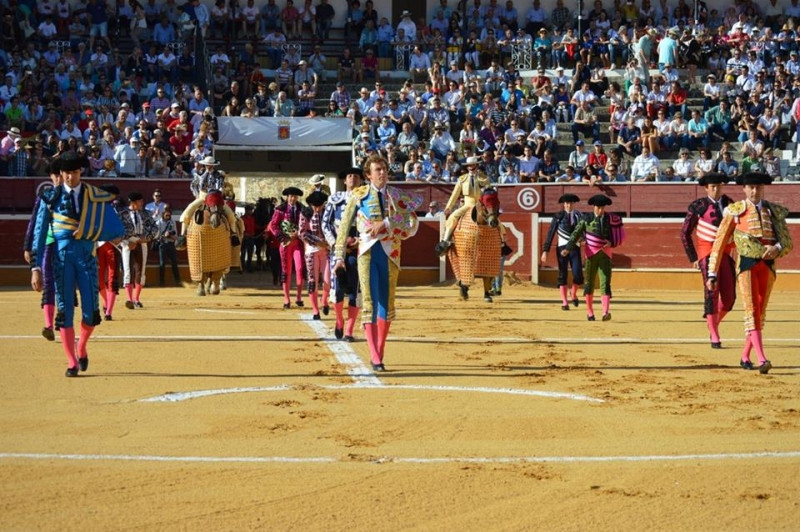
666,111,689,151
568,139,589,177
274,91,296,117
518,144,540,182
537,149,560,182
741,129,764,160
572,101,600,144
498,147,521,183
703,73,721,111
705,99,732,141
757,107,781,150
429,122,455,161
362,49,380,82
671,148,694,182
279,0,300,38
630,144,660,182
338,47,359,83
715,149,739,179
687,109,710,151
409,46,431,83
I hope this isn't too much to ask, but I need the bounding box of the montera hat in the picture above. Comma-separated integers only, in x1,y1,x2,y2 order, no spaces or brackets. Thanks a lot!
588,194,613,207
128,191,144,202
48,158,62,176
306,190,329,206
558,193,580,203
697,172,730,187
282,186,304,197
308,173,326,185
58,152,84,172
338,166,363,179
736,172,772,186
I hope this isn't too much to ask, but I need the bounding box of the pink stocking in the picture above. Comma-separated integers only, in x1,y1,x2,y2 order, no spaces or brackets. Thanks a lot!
282,281,291,304
334,302,345,329
59,327,77,369
346,306,359,337
125,284,134,302
310,290,320,314
571,284,580,300
78,323,93,358
750,330,767,365
706,315,720,343
133,283,143,303
741,331,753,362
585,294,595,317
601,295,611,315
106,291,117,316
363,322,380,364
43,304,55,329
376,319,391,362
559,285,568,305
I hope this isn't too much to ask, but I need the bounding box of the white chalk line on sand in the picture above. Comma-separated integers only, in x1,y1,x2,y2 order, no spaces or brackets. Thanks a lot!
3,334,800,345
0,450,798,465
194,308,256,315
139,383,604,403
299,313,382,386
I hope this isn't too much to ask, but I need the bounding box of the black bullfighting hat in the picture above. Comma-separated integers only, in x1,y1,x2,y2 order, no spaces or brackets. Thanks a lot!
306,190,329,207
697,172,730,187
338,166,363,179
736,172,773,186
588,194,613,207
282,186,304,197
558,193,580,203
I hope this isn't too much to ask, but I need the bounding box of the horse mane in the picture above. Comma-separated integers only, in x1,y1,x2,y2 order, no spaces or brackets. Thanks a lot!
253,197,273,226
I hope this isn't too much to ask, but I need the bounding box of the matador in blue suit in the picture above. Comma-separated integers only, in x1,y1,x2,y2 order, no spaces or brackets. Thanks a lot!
31,153,125,377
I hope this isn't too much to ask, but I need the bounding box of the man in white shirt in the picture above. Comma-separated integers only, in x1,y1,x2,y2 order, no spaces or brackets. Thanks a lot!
630,145,660,181
396,10,417,41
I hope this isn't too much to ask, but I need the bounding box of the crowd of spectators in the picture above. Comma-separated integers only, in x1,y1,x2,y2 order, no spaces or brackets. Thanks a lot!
2,0,800,182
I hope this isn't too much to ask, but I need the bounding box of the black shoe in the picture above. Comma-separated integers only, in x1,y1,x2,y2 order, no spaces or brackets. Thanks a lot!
78,356,88,372
134,301,143,308
602,313,612,321
312,313,321,320
125,300,135,310
295,300,304,307
371,362,386,371
758,360,772,374
344,335,355,342
459,283,469,301
104,314,112,321
561,304,570,311
65,367,79,377
587,315,596,321
740,360,755,370
484,293,493,303
572,298,579,307
334,327,344,339
42,327,55,341
495,290,502,296
322,305,330,316
283,303,291,309
711,342,722,349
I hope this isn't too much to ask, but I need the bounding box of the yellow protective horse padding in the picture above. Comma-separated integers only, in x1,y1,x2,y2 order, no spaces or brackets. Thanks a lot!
187,212,233,282
448,207,502,284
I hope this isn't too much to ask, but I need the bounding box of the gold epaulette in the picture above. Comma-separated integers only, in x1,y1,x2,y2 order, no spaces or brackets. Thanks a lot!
726,201,746,216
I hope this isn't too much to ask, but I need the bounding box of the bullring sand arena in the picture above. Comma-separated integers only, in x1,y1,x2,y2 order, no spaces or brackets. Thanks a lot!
1,279,799,529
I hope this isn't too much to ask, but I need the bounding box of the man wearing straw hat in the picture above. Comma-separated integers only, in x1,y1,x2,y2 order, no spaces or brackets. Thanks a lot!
541,193,584,310
305,172,331,196
435,155,490,255
706,172,793,374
